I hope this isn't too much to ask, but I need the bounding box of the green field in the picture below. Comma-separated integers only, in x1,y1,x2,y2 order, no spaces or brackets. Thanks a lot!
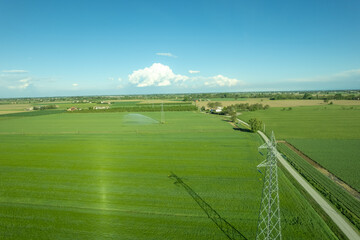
239,105,360,191
277,143,360,229
0,111,336,239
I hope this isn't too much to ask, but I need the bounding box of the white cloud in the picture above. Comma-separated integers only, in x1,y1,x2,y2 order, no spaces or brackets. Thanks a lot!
189,70,200,74
8,78,31,89
204,75,242,87
128,63,188,87
108,77,114,81
156,53,177,58
72,83,79,87
2,69,28,73
118,77,122,82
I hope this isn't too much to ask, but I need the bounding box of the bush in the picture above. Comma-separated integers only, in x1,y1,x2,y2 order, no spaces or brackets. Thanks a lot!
229,111,237,122
207,102,222,108
249,118,262,132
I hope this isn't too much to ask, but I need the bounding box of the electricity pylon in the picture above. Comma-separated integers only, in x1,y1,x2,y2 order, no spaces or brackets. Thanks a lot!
256,131,281,240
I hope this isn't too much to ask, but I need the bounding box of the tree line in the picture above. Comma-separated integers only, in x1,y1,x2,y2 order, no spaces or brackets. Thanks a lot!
32,105,58,110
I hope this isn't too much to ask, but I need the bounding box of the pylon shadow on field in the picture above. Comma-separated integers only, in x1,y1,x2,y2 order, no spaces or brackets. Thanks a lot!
169,172,248,240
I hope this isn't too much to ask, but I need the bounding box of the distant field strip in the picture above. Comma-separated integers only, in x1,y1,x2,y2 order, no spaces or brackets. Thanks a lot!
198,99,360,108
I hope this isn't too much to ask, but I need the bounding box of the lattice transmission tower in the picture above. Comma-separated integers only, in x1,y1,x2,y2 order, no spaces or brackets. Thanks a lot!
256,131,282,240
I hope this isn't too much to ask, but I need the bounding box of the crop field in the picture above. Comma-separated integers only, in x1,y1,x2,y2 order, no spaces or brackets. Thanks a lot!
277,143,360,230
197,99,360,109
239,105,360,191
29,100,192,111
0,111,336,239
0,103,31,115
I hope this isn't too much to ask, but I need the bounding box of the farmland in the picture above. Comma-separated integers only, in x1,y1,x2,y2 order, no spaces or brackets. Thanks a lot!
239,104,360,192
277,143,360,230
197,99,360,109
0,110,336,239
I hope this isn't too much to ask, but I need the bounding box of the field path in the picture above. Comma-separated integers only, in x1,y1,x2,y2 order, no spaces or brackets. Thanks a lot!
237,119,360,240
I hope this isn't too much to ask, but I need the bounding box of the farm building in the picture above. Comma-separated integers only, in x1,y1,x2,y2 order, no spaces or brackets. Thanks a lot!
93,106,110,110
67,107,78,111
210,107,223,114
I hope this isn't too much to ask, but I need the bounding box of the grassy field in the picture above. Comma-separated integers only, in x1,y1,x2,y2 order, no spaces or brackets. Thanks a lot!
197,99,360,109
239,105,360,192
277,143,360,230
0,111,336,239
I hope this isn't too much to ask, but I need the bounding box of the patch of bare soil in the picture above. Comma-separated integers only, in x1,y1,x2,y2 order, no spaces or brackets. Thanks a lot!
278,140,360,200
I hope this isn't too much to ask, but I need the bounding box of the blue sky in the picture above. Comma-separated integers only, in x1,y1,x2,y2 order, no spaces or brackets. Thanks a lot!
1,0,360,97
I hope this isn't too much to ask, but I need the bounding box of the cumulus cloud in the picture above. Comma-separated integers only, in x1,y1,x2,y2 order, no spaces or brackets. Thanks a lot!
189,70,200,74
204,75,242,87
128,63,188,87
118,77,122,82
72,83,79,87
8,78,31,89
2,69,28,73
156,52,177,58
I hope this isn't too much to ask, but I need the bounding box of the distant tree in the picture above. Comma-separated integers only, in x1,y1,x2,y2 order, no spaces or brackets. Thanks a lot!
249,118,262,132
323,98,329,103
207,102,222,109
200,106,205,111
214,102,222,108
334,93,342,100
207,102,215,108
303,93,312,99
183,96,191,101
229,111,237,122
